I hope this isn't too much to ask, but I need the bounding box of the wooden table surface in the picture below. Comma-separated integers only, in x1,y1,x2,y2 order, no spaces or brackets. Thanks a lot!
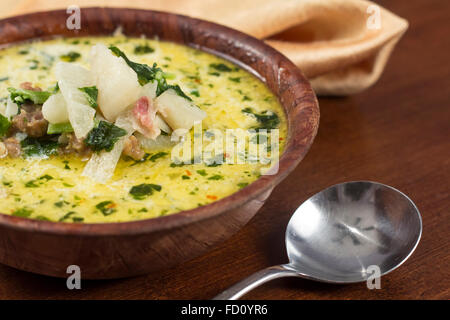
0,0,448,300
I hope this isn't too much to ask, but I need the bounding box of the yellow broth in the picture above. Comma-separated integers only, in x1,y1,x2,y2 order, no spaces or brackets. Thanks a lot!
0,37,287,223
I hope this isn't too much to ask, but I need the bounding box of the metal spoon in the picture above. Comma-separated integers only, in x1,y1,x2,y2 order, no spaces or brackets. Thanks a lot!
214,181,422,300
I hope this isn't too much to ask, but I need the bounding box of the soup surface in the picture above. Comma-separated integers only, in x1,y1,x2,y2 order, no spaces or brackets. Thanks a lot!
0,36,286,223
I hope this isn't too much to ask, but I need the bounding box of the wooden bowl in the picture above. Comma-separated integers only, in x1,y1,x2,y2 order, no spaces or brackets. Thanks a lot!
0,8,319,279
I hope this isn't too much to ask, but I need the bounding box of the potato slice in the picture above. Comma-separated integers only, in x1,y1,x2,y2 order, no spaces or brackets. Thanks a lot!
156,89,206,130
135,132,175,151
155,114,172,134
82,112,134,183
42,92,68,124
4,97,19,120
54,62,96,138
141,81,157,100
90,44,141,122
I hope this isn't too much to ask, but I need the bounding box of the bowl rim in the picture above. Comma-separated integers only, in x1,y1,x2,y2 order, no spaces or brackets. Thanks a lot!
0,7,319,236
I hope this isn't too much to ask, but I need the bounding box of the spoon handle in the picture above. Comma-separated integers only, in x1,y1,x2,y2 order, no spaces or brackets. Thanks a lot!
213,264,298,300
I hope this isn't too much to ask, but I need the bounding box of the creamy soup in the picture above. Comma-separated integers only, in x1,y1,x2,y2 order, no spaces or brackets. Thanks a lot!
0,36,286,223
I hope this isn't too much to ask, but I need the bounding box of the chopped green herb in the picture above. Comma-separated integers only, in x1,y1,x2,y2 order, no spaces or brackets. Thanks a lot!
18,50,29,55
7,87,51,105
2,181,12,187
95,201,117,216
20,137,59,157
54,201,65,208
149,152,168,162
28,59,39,69
39,174,53,181
206,162,222,167
170,157,194,167
0,114,11,137
59,211,77,222
78,86,98,108
129,183,162,200
134,44,155,55
205,154,224,167
229,77,241,83
238,182,249,189
170,162,184,167
63,160,71,170
35,215,51,221
190,90,200,97
182,175,190,180
47,122,73,135
166,84,192,101
0,76,9,82
12,207,33,218
196,169,207,176
72,217,84,222
187,74,201,82
210,63,233,72
84,120,127,152
25,180,38,188
60,51,81,62
130,152,151,166
242,107,280,129
50,82,59,94
242,95,252,101
208,175,224,180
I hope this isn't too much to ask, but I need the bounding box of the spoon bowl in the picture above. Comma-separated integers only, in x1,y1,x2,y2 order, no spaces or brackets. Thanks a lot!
214,181,422,299
286,181,422,283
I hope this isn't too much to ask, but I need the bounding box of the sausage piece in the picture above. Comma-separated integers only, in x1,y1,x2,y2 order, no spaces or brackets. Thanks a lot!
11,108,48,138
2,137,21,158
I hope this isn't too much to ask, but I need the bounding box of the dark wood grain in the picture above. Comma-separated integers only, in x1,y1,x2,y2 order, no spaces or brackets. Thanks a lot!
0,0,448,299
0,8,318,279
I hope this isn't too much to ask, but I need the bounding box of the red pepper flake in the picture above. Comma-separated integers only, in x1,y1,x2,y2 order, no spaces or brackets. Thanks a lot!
107,202,117,209
206,195,217,200
279,137,284,141
224,153,230,158
185,170,192,176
